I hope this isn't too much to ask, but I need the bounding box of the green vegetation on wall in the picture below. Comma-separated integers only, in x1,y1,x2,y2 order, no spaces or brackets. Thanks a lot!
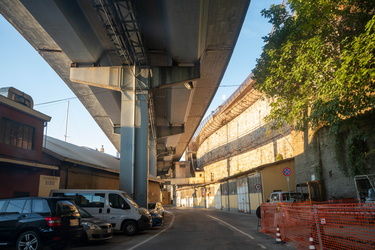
252,1,374,132
252,1,375,176
334,114,375,176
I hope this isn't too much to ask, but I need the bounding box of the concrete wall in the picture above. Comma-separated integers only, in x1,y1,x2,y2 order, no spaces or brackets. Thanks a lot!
174,161,192,178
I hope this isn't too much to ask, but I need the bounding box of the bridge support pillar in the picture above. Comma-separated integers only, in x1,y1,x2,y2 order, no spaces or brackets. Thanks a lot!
119,68,149,208
70,66,150,207
149,134,157,177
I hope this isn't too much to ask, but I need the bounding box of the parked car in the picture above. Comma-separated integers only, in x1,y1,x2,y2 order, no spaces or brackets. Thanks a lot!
0,197,83,250
267,191,305,203
149,210,163,227
50,189,152,236
77,206,113,242
148,202,165,217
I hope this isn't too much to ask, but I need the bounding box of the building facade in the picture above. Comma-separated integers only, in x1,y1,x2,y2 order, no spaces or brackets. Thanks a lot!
0,87,165,204
0,87,55,198
175,72,371,212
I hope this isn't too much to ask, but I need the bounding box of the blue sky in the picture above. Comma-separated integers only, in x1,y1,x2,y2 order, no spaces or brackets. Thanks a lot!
0,1,278,157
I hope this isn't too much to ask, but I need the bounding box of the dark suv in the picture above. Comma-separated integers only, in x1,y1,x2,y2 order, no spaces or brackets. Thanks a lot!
0,197,83,250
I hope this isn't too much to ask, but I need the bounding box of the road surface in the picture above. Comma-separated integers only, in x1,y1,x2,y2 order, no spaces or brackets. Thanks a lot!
70,206,294,250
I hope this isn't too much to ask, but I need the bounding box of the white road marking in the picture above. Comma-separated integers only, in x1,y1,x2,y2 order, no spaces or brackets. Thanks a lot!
128,211,175,250
207,215,255,240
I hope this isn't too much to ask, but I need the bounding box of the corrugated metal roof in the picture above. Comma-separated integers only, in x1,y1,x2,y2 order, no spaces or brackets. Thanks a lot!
43,136,120,173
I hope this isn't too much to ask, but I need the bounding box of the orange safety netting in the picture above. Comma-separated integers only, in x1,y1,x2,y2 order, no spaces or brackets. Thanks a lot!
260,202,375,249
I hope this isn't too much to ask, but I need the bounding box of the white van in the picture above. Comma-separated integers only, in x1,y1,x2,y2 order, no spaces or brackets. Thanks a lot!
50,189,152,235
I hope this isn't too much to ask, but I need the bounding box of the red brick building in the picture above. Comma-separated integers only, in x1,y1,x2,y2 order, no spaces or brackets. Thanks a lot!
0,87,55,198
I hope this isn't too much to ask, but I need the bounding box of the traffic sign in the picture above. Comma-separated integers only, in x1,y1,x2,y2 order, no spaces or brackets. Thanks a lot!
254,183,262,190
282,167,292,176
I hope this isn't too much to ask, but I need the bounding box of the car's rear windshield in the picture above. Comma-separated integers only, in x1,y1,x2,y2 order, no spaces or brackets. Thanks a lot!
281,193,303,201
269,192,303,202
56,200,80,217
77,206,91,218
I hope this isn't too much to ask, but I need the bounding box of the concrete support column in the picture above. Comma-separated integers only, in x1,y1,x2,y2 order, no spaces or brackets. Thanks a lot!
134,91,149,207
149,134,157,177
70,66,151,207
119,67,149,207
120,78,136,198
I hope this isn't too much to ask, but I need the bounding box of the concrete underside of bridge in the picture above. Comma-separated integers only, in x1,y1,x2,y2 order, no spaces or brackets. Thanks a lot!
0,0,250,207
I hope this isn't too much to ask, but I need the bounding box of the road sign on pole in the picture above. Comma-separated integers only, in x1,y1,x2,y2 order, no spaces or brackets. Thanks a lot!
282,167,292,176
254,183,262,190
282,167,292,200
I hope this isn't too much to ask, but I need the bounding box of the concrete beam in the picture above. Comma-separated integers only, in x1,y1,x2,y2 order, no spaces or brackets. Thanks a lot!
70,66,135,91
70,65,198,90
157,125,184,138
150,64,200,88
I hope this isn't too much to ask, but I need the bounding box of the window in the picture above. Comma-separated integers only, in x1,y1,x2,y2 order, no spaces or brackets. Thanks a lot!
221,182,229,195
5,199,26,214
52,192,105,208
270,193,279,202
32,199,50,213
83,193,106,207
0,200,6,211
228,180,237,195
10,92,32,108
23,200,31,214
0,118,35,150
56,201,79,216
109,194,130,209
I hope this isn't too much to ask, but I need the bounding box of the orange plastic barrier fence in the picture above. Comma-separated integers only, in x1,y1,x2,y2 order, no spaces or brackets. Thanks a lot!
260,202,375,249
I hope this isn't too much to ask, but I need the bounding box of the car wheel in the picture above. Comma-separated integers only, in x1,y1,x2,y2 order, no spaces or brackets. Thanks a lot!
16,231,42,250
122,221,138,236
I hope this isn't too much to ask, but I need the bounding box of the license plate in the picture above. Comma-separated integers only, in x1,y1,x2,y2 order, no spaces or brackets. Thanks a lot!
70,219,79,226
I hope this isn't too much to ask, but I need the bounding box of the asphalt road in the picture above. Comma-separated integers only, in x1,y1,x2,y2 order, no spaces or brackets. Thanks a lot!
69,206,295,250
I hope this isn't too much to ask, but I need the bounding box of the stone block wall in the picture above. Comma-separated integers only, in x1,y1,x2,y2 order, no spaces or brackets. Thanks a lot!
294,123,374,200
196,87,375,200
197,97,295,183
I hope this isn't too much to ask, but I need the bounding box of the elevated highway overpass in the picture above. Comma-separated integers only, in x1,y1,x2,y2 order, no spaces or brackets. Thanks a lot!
0,0,250,206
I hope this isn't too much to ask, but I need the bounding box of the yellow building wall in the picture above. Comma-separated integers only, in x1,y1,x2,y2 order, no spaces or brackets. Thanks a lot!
148,181,162,203
261,159,295,202
229,195,238,211
162,190,171,205
221,195,229,210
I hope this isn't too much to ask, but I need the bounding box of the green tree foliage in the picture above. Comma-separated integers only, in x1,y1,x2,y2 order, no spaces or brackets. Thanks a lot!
252,1,375,131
